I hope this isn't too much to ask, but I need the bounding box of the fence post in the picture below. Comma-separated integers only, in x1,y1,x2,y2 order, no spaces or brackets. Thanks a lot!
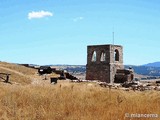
5,74,9,83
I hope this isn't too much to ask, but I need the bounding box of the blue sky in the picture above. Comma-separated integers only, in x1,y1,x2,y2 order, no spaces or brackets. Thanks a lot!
0,0,160,65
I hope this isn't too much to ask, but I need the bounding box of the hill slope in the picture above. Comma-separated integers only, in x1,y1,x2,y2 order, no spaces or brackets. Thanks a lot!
0,62,59,85
0,62,37,85
125,65,160,76
0,62,159,119
143,62,160,67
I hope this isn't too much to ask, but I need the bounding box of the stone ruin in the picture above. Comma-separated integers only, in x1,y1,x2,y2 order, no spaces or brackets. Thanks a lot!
86,44,134,83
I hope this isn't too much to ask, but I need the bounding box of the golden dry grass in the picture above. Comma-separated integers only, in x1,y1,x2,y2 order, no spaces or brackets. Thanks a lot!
0,62,59,85
0,62,159,120
0,62,35,75
0,62,37,85
0,82,159,120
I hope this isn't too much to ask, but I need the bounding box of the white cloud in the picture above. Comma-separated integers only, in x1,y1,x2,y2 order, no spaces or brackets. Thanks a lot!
28,10,53,19
73,17,84,22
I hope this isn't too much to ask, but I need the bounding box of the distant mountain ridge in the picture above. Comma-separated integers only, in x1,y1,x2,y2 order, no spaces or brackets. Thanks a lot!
19,62,160,76
51,64,160,76
143,62,160,67
125,65,160,76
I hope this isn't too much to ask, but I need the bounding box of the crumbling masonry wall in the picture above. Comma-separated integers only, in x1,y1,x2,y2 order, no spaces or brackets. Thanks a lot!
86,44,124,83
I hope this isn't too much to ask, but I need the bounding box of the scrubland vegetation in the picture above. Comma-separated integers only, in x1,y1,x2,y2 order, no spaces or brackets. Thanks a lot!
0,62,159,120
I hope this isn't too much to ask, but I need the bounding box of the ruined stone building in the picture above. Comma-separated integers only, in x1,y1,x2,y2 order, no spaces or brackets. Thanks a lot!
86,44,133,83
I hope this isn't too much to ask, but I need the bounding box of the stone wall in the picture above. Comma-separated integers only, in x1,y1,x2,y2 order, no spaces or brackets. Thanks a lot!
86,44,124,83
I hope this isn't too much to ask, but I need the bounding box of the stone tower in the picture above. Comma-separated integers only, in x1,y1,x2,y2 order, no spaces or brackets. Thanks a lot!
86,44,124,83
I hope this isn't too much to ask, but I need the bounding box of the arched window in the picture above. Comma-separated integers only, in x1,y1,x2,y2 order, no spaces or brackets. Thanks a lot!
100,52,106,61
114,49,119,61
91,51,96,62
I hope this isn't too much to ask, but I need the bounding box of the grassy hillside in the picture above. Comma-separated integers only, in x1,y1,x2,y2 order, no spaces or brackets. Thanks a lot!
0,62,37,85
0,62,58,85
0,62,159,119
0,82,159,120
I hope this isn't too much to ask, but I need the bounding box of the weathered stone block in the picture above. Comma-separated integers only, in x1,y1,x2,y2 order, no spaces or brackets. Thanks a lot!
86,44,124,83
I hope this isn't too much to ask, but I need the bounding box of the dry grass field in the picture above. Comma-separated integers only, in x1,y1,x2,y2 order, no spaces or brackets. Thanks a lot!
0,62,159,120
0,62,36,85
